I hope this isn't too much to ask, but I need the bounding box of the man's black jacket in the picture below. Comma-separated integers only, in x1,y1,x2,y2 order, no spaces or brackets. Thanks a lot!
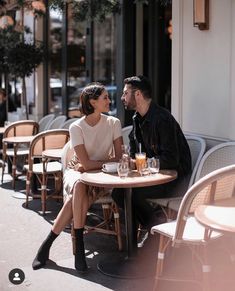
129,101,192,178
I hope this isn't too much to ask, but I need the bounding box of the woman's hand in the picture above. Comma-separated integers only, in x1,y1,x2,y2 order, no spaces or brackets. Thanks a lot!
74,162,85,172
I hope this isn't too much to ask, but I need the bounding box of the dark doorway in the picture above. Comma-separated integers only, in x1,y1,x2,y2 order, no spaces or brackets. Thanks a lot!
143,1,172,111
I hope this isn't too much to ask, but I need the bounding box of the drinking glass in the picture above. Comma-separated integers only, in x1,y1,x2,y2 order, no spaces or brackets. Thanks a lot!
121,144,130,155
117,160,129,178
135,152,146,173
121,144,130,163
149,157,160,174
139,160,150,176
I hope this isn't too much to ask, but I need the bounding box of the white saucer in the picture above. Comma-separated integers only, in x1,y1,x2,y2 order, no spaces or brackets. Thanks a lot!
102,168,117,173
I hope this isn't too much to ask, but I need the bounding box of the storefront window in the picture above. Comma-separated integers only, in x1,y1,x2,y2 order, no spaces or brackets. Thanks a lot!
48,8,116,116
66,6,86,116
48,8,63,114
48,6,86,115
93,16,117,116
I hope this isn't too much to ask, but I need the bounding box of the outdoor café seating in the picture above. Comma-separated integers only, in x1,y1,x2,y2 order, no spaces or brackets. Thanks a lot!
61,118,79,129
147,135,206,220
151,164,235,291
167,141,235,217
38,113,55,132
24,129,70,215
1,120,39,189
61,141,122,252
46,115,67,130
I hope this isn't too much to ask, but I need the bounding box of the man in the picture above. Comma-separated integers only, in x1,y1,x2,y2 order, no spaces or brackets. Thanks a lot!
112,76,191,245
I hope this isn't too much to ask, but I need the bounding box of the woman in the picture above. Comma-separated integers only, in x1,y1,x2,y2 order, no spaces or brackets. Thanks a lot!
32,83,123,272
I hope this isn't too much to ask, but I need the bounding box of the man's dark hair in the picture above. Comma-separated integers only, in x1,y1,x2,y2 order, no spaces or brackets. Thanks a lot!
124,75,152,99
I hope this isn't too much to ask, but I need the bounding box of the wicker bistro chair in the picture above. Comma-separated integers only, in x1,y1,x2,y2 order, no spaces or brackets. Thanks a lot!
24,129,70,215
168,141,235,216
1,120,39,189
61,141,122,252
147,135,206,220
151,164,235,291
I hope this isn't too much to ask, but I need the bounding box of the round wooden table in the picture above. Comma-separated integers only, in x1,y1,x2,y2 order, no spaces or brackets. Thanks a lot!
80,169,177,278
195,204,235,233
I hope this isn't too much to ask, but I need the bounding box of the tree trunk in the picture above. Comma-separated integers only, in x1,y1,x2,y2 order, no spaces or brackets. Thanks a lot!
22,77,29,119
4,73,9,121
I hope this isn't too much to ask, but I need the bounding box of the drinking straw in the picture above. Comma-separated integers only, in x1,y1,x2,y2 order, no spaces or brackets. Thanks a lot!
139,143,141,153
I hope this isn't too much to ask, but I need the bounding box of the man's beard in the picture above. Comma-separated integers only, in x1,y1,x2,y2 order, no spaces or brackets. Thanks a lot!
123,94,136,111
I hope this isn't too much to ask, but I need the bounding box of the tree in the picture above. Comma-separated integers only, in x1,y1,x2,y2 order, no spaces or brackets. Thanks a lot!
0,26,44,119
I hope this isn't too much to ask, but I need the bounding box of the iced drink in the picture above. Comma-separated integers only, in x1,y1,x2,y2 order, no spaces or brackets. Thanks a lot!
135,152,146,172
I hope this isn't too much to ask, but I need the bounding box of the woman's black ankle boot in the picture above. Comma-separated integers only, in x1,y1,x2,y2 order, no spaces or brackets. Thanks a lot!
74,228,88,273
32,231,58,270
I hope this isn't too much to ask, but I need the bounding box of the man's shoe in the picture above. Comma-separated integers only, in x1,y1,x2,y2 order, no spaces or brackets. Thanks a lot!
137,229,149,248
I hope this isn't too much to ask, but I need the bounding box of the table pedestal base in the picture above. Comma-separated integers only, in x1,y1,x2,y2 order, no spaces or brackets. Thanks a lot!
12,192,27,199
97,254,154,279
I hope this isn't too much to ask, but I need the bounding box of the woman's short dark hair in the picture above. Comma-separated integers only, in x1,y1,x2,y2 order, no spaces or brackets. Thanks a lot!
124,75,152,99
80,82,105,115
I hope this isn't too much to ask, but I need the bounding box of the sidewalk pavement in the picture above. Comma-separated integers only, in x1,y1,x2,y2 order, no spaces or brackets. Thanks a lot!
1,168,235,291
0,171,155,291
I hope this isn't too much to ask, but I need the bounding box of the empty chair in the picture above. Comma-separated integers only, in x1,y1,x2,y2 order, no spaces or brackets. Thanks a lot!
47,115,67,130
38,114,55,132
61,118,79,129
61,141,122,251
147,135,206,219
24,129,70,215
122,125,132,146
168,141,235,214
151,164,235,291
1,120,39,189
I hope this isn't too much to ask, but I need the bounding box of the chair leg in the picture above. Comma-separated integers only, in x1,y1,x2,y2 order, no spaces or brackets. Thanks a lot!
71,221,76,255
25,171,32,208
153,234,171,291
112,202,122,251
41,172,47,215
201,245,211,291
1,144,7,183
102,203,111,229
11,145,18,190
1,159,6,183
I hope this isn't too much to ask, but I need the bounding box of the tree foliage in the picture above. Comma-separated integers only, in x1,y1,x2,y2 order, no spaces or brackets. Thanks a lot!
0,26,44,78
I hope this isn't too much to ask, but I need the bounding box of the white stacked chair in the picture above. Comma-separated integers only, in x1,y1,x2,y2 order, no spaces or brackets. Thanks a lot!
47,115,67,130
61,118,79,129
38,114,55,132
147,135,206,220
168,141,235,215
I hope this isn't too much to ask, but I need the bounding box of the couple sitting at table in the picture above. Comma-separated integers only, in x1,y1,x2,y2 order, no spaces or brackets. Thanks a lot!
32,76,191,273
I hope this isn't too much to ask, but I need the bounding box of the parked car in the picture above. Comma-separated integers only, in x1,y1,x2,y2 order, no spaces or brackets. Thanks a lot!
50,82,77,114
